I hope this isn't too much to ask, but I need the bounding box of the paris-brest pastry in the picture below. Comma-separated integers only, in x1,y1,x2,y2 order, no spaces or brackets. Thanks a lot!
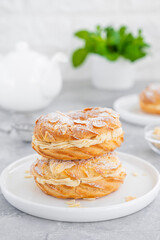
31,107,126,199
139,84,160,114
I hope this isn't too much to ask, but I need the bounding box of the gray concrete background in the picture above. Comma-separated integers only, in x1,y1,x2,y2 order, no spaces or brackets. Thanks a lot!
0,80,160,240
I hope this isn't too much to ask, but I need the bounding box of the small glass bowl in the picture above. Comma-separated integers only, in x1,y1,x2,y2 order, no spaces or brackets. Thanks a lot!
145,123,160,155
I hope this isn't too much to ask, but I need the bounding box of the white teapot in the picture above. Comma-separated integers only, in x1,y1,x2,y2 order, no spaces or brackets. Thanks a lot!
0,42,66,112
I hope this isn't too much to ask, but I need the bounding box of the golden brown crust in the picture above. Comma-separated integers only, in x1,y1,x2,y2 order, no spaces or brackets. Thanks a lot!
31,153,126,199
34,177,125,199
139,100,160,114
32,107,123,160
139,101,160,114
139,84,160,114
33,107,121,142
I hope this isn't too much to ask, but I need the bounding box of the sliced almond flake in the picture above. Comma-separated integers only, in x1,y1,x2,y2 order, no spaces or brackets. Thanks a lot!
99,112,109,117
103,108,112,113
44,131,55,141
47,113,60,123
92,120,106,128
55,111,73,126
35,115,43,124
72,126,98,139
84,107,93,111
25,170,30,174
59,125,67,135
56,111,67,116
73,119,88,125
94,116,108,121
48,118,59,124
81,176,102,182
125,196,136,202
54,124,67,135
50,160,75,174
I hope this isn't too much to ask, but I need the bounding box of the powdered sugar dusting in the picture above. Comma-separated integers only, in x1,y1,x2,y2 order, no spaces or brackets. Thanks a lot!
47,113,60,123
142,84,160,103
92,120,106,128
145,90,155,101
72,126,98,139
73,119,88,125
35,107,121,141
149,84,160,91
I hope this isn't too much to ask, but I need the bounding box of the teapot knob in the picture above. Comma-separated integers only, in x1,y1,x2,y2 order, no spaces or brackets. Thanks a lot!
52,52,67,63
16,42,29,51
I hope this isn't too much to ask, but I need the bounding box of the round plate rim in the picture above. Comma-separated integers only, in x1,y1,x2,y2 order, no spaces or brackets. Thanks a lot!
113,94,160,126
1,152,160,215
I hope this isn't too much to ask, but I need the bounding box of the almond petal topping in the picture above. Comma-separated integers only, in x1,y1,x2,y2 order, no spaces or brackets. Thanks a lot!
92,120,106,128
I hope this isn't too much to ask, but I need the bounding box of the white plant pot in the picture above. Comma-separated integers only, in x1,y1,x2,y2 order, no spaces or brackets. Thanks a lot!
91,55,135,90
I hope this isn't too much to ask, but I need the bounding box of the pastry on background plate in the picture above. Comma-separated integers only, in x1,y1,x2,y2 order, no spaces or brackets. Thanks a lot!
31,152,126,199
32,107,124,160
139,84,160,114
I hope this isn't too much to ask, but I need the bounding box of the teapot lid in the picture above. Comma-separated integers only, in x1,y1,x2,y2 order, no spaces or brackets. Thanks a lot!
15,42,30,51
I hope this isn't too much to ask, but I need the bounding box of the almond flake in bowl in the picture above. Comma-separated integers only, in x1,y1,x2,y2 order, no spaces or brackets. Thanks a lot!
145,123,160,155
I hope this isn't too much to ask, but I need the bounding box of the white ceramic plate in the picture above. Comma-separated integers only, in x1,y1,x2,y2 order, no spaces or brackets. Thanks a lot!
114,95,160,126
1,152,160,222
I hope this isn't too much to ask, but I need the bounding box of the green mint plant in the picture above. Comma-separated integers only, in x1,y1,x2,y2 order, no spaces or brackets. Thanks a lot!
72,25,150,67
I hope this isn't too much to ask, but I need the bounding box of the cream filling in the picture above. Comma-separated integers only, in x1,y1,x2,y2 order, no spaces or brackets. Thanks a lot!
154,105,160,110
36,167,125,187
33,127,123,150
145,103,160,110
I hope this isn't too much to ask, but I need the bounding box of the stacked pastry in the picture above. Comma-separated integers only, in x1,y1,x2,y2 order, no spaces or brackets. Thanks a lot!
31,107,126,199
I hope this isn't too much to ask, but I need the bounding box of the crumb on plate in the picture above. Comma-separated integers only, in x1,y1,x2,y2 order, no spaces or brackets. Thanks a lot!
132,172,138,176
125,196,136,202
66,200,81,208
142,173,147,176
83,198,96,201
24,175,33,179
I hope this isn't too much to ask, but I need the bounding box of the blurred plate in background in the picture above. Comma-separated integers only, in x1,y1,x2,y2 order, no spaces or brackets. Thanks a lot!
114,95,160,126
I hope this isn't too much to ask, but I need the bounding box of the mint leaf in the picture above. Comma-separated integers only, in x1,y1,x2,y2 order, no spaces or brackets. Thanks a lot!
72,48,88,67
72,25,150,67
75,31,89,40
